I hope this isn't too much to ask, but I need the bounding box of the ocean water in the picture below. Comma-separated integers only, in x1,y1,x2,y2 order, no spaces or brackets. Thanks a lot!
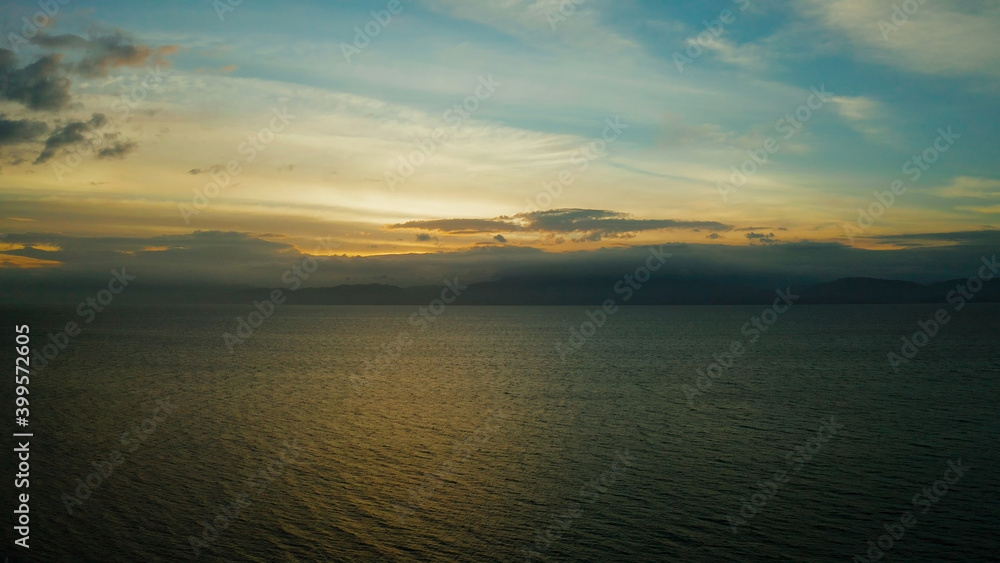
2,304,998,562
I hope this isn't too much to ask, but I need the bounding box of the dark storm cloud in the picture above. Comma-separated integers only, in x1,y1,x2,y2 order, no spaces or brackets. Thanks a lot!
31,30,179,78
0,49,72,111
0,114,48,145
388,208,732,240
33,112,108,163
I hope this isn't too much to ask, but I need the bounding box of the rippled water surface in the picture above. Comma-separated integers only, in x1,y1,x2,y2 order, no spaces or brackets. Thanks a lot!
2,305,998,562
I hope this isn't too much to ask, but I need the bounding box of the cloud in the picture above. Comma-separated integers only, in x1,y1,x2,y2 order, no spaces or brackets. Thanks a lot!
32,30,178,78
0,115,48,146
29,34,91,50
865,229,1000,247
938,176,1000,199
0,30,177,114
494,234,507,243
658,115,736,148
520,209,732,240
96,140,138,159
189,164,224,175
0,49,72,111
693,36,767,72
957,206,1000,215
195,64,239,75
831,95,897,144
799,0,1000,79
388,209,732,241
30,114,139,165
423,0,636,52
388,217,522,235
33,113,108,164
415,233,438,242
832,95,879,122
746,231,779,244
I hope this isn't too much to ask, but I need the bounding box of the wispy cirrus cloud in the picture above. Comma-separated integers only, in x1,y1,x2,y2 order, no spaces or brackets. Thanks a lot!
798,0,1000,79
830,95,899,145
423,0,636,51
938,176,1000,199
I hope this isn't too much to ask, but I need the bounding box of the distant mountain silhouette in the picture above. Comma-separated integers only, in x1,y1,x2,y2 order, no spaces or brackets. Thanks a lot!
5,276,999,306
208,276,1000,306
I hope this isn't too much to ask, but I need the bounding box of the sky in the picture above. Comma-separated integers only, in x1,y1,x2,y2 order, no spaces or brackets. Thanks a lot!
1,0,999,289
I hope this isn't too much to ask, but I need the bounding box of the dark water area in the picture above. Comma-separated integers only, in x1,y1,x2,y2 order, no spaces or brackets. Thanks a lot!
1,304,997,562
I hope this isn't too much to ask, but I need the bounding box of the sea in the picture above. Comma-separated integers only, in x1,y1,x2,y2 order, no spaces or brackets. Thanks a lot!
1,304,998,562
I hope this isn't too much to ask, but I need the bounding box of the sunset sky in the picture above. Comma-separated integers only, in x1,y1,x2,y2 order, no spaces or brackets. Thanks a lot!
2,0,999,288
